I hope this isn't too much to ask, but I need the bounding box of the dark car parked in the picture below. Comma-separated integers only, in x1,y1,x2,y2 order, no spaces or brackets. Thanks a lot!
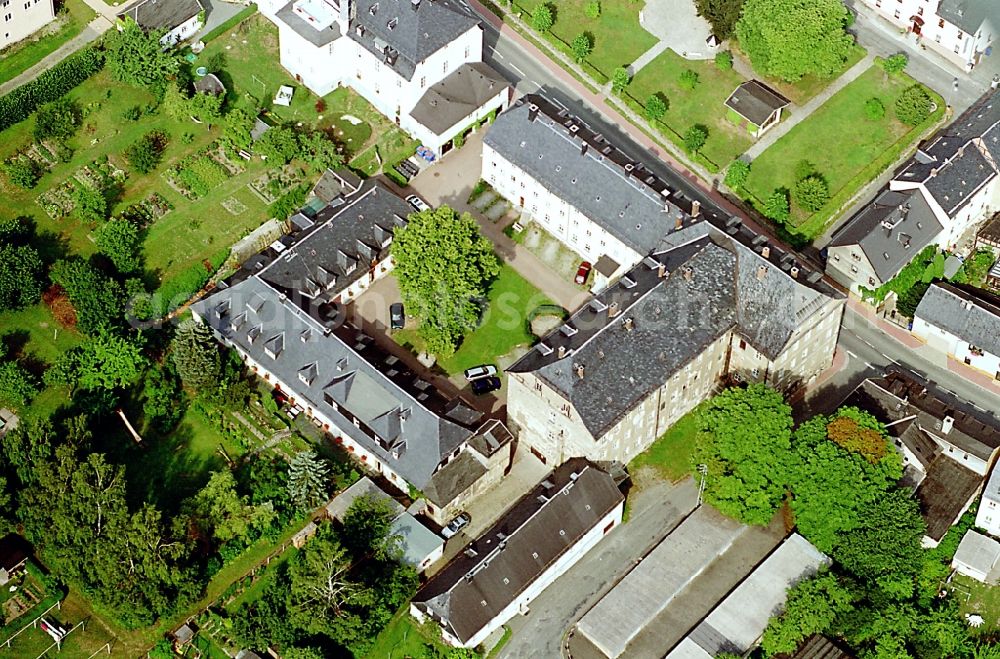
390,303,405,330
470,376,502,395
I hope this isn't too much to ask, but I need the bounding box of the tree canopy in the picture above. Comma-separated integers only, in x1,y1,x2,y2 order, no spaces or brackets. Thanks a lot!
736,0,854,82
171,319,222,393
104,19,179,92
695,0,745,40
390,206,500,356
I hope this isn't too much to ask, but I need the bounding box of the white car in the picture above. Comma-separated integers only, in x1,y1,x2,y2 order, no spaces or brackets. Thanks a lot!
405,194,430,212
441,513,471,539
464,364,498,381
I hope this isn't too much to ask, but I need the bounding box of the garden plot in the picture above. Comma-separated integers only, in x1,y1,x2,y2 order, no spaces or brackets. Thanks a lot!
166,142,244,199
117,192,173,227
36,158,126,219
248,164,306,204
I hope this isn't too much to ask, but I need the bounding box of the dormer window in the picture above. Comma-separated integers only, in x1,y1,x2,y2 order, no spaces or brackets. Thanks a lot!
264,333,285,359
370,2,378,14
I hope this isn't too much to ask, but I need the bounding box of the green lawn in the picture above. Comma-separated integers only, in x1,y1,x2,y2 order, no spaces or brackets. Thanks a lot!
744,66,944,241
629,402,705,482
0,590,121,658
512,0,657,79
0,0,96,86
733,45,868,106
624,49,753,169
364,608,451,659
955,574,1000,633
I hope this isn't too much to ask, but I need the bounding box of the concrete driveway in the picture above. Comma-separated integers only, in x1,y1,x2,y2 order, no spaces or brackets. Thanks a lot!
639,0,715,60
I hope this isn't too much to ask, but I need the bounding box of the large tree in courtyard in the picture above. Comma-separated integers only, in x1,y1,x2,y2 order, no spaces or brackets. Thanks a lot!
390,206,500,356
736,0,854,82
695,0,745,40
692,384,793,525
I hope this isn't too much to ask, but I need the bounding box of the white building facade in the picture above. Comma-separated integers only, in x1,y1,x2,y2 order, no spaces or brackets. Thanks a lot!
1,0,56,50
912,282,1000,381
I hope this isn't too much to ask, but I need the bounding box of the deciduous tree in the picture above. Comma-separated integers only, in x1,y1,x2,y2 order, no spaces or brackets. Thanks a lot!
49,258,122,334
895,84,933,126
763,189,789,223
0,242,44,310
255,125,300,164
683,124,707,153
571,33,593,63
104,19,179,92
761,573,855,656
531,3,554,32
724,159,750,190
694,0,745,40
187,470,275,544
96,218,143,273
794,175,829,212
341,493,402,561
645,93,668,122
611,67,631,95
45,331,145,393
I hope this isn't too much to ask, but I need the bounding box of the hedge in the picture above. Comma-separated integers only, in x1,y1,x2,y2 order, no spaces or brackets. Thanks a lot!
151,247,230,318
0,46,104,133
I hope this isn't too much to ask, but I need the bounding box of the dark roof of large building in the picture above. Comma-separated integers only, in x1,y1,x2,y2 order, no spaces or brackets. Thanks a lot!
119,0,203,31
917,453,982,541
410,62,508,135
896,89,1000,216
785,635,854,659
509,222,835,438
915,282,1000,358
725,80,790,126
484,94,701,256
348,0,480,81
828,188,943,282
257,179,411,299
412,459,623,645
937,0,997,35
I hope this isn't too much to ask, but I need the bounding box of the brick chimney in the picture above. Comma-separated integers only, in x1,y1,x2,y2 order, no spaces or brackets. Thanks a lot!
624,317,634,331
557,345,567,359
756,265,767,281
608,301,620,318
691,200,700,218
576,364,585,379
657,263,667,278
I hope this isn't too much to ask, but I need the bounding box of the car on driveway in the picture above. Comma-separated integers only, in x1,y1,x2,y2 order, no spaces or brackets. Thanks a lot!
389,303,405,330
470,376,502,395
575,261,592,285
441,512,471,539
405,194,430,212
463,364,498,381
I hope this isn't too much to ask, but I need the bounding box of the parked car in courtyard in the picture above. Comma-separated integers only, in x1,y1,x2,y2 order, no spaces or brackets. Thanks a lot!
470,376,502,395
464,364,498,381
390,303,405,330
441,512,471,539
406,194,430,212
575,261,592,285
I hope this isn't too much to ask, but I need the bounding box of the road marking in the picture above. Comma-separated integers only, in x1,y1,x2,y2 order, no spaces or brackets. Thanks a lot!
509,62,525,76
545,94,568,110
846,350,858,359
495,51,505,60
865,362,875,369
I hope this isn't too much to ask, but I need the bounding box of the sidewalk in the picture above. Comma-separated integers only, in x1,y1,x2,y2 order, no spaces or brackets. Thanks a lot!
743,54,875,160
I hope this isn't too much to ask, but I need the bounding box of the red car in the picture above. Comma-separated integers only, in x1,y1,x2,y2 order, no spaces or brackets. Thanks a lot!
575,261,592,285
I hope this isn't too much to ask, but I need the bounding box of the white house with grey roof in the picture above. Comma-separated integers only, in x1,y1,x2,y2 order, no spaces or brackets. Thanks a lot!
857,0,995,70
191,180,513,524
257,0,509,157
827,88,1000,294
913,282,1000,380
483,95,700,287
118,0,205,47
506,220,844,466
411,458,624,648
977,460,1000,536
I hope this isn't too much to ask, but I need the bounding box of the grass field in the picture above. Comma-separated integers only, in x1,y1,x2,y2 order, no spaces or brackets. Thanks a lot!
733,45,868,106
0,0,96,86
955,574,1000,633
744,66,944,241
364,608,451,659
628,402,705,482
512,0,657,79
625,49,753,169
0,590,120,658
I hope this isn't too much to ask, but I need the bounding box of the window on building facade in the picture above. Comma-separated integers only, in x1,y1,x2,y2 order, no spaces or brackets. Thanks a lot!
939,18,945,28
893,9,900,18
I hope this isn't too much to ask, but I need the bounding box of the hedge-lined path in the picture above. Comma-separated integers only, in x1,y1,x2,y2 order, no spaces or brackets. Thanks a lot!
0,16,112,96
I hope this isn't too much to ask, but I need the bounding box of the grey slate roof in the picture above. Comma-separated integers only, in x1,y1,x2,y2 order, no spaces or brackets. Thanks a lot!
276,0,342,46
915,282,1000,358
937,0,997,35
725,80,789,126
828,188,943,282
119,0,203,31
257,180,411,298
484,94,696,256
391,512,444,567
509,223,832,438
349,0,480,81
410,62,508,135
412,459,623,646
953,530,1000,577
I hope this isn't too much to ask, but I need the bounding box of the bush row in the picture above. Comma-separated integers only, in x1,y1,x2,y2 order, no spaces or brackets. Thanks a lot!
0,47,104,133
150,247,231,318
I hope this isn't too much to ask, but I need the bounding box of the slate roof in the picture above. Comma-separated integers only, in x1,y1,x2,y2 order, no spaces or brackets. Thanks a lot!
257,180,411,299
917,454,982,541
391,512,444,567
937,0,997,35
984,461,1000,505
119,0,203,31
410,62,508,135
725,80,790,126
412,459,623,645
828,188,942,282
484,94,698,256
953,530,1000,576
915,282,1000,358
508,222,833,438
349,0,480,81
276,0,342,47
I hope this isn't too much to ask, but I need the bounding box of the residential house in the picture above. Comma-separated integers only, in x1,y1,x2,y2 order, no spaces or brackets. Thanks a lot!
725,80,790,138
827,88,1000,294
977,459,1000,535
952,530,1000,583
190,180,514,525
118,0,205,47
912,282,1000,380
483,94,702,287
843,370,1000,545
257,0,510,158
857,0,995,70
0,0,55,50
410,458,625,649
326,477,444,571
0,534,30,587
506,220,843,466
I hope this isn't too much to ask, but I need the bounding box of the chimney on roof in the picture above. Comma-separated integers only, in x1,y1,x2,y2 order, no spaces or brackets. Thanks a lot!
411,0,420,9
756,264,768,281
682,266,693,282
608,301,620,318
557,345,567,359
576,364,585,379
624,317,634,332
657,263,667,278
581,141,588,156
761,245,770,259
527,103,539,122
691,200,700,218
942,415,954,435
674,213,683,231
930,167,938,177
790,266,800,279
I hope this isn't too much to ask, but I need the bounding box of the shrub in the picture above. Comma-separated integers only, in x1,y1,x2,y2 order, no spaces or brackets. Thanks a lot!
895,84,932,126
611,67,631,95
125,130,168,174
794,175,829,212
683,124,707,153
571,33,593,63
0,46,104,133
645,93,668,122
33,97,79,142
531,3,554,32
270,184,310,221
315,98,327,113
864,97,885,120
3,155,41,188
73,185,107,223
881,54,907,76
679,69,699,90
715,50,733,70
584,0,600,18
121,105,143,121
724,160,750,190
763,189,790,222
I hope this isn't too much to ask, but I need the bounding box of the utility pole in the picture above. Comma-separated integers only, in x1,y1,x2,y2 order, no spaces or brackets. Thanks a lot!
696,464,708,506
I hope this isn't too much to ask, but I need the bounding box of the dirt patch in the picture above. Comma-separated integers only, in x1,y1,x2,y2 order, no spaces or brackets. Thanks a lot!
530,313,562,337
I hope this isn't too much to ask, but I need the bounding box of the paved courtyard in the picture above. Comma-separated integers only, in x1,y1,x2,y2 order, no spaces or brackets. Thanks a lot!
638,0,715,63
